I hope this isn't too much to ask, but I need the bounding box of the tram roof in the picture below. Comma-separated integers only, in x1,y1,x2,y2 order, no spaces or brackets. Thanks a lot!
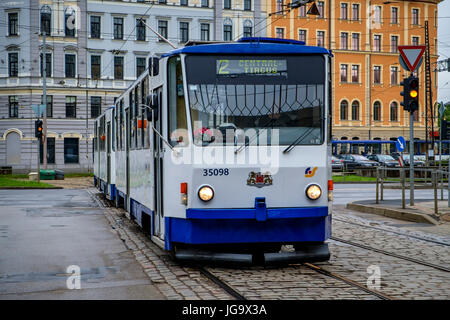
161,37,332,58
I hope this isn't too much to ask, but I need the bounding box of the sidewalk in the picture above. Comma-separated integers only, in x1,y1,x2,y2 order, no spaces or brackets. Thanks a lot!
347,199,450,225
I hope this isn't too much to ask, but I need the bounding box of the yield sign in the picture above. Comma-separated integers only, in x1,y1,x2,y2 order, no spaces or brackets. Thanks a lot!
398,45,426,72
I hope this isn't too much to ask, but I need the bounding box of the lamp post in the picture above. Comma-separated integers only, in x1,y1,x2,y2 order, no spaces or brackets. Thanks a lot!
41,5,51,170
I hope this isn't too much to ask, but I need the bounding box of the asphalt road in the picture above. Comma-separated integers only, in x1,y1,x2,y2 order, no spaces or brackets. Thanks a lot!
0,189,164,299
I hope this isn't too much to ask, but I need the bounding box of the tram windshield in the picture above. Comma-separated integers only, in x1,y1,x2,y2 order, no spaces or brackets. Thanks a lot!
185,55,325,146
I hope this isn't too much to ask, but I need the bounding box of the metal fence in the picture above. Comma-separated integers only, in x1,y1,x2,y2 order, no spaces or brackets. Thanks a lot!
375,167,450,214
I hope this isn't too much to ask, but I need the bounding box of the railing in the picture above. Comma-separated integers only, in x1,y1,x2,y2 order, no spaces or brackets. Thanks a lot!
375,166,449,215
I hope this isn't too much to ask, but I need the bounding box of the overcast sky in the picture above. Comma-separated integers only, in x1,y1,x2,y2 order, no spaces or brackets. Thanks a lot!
438,0,450,103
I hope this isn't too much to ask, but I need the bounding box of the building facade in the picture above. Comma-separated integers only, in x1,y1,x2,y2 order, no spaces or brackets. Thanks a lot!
266,0,440,153
0,0,266,172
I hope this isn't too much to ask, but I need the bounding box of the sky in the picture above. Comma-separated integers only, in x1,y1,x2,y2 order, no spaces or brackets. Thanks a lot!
438,0,450,103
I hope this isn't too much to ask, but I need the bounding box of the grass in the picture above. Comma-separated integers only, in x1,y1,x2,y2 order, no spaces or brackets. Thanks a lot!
0,176,56,188
332,174,377,182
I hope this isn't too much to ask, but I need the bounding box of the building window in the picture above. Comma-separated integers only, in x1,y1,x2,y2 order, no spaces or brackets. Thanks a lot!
64,138,79,164
391,7,398,24
9,52,18,77
158,20,168,40
8,12,18,36
136,57,146,77
340,64,348,82
373,101,381,121
412,36,419,46
201,0,209,7
41,8,51,35
91,96,102,118
65,8,76,37
243,20,253,37
340,100,348,120
374,66,381,84
390,102,398,121
352,4,359,21
224,20,232,41
244,0,251,11
65,54,76,78
180,0,188,5
276,0,284,13
224,0,231,9
352,101,359,120
9,96,18,118
391,35,398,53
91,55,101,79
201,23,210,41
136,19,146,41
114,17,124,40
40,53,52,77
276,28,284,39
40,137,55,164
374,34,381,52
159,0,167,3
341,3,348,20
317,31,325,47
299,4,306,17
340,32,348,50
298,29,306,43
352,33,359,50
374,6,381,24
391,66,398,85
114,56,123,80
318,1,324,18
66,96,76,118
90,16,101,38
180,22,189,43
412,8,419,25
352,65,359,83
41,95,53,118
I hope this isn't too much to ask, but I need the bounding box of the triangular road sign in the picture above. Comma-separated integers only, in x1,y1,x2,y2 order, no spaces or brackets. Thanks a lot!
398,45,426,72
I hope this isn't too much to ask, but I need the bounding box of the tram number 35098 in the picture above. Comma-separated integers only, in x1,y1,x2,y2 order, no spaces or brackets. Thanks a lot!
202,168,230,176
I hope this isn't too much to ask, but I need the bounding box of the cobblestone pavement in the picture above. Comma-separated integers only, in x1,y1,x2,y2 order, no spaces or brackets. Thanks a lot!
88,189,450,300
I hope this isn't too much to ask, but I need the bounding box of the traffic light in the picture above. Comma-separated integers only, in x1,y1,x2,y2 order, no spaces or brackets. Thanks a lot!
35,120,43,139
400,76,419,113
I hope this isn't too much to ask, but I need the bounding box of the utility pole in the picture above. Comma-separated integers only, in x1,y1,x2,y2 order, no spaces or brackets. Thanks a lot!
424,21,434,163
43,31,47,169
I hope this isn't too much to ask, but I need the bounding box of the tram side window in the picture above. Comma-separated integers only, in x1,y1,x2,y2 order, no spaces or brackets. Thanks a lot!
94,125,98,152
168,56,188,146
130,91,136,150
99,116,105,151
141,78,150,149
112,108,116,152
136,85,142,149
119,100,124,151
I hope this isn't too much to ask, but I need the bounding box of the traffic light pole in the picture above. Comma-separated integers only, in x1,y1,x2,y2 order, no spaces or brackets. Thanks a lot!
409,111,414,206
43,31,47,169
37,128,40,184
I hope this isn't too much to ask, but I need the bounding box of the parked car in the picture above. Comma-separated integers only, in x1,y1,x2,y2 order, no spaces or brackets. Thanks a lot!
331,156,344,171
391,153,426,166
337,154,380,169
366,154,399,167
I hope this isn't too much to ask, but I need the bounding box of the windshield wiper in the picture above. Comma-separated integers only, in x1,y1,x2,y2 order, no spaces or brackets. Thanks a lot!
282,127,316,154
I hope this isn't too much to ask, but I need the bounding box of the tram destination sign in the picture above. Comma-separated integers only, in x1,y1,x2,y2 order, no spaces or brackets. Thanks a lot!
217,59,287,77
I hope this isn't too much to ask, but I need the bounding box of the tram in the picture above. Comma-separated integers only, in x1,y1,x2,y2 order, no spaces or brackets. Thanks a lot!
94,37,333,264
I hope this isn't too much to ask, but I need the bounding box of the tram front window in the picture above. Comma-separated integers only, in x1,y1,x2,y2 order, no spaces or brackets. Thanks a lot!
185,55,325,146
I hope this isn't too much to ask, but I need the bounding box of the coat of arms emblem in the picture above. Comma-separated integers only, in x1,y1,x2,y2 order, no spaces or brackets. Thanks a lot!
247,171,273,188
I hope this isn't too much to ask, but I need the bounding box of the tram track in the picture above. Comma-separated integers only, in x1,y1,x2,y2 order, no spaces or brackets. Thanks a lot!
333,217,450,247
198,267,247,300
330,236,450,273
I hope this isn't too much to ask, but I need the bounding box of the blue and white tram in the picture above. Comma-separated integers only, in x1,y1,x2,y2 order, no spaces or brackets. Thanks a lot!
94,38,333,264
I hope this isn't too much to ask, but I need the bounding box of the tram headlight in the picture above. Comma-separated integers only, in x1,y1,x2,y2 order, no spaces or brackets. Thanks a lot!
198,185,214,202
306,184,322,200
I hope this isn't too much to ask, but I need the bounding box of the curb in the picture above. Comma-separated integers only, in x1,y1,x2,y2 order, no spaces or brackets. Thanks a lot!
0,186,63,190
346,202,439,225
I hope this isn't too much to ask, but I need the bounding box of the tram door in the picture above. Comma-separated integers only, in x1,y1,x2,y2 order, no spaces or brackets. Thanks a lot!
107,121,111,186
126,108,130,207
153,87,164,238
